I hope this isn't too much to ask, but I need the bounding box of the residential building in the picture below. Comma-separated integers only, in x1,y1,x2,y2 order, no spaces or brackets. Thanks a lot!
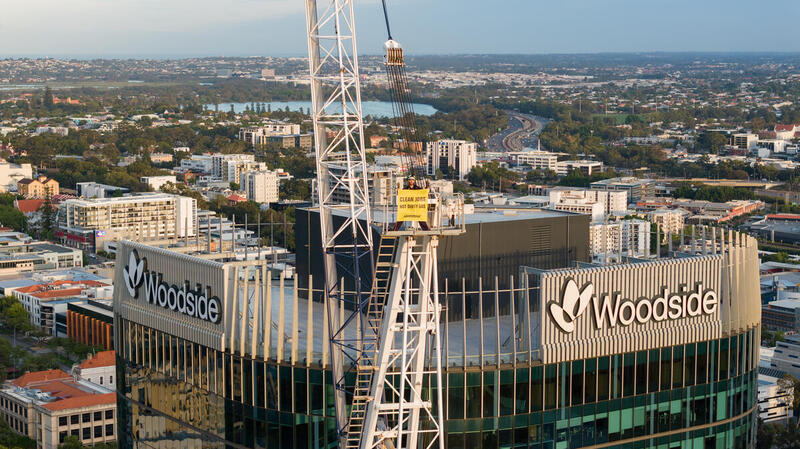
555,160,604,176
66,300,114,350
72,351,116,390
35,126,69,136
75,182,129,199
590,177,656,201
17,176,59,198
648,208,685,235
0,368,116,449
321,164,403,207
0,161,33,193
139,175,177,191
589,219,651,262
56,193,197,252
241,170,280,204
211,154,266,184
425,139,477,181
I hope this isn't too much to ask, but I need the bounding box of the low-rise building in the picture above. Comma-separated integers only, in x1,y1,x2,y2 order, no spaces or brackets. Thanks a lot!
0,232,83,276
758,369,793,424
72,351,116,390
510,150,558,171
771,335,800,381
0,368,116,449
762,299,800,332
12,279,111,334
555,160,603,176
590,177,655,201
139,175,177,191
17,176,59,198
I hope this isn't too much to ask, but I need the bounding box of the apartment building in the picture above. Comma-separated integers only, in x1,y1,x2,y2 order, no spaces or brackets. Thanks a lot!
648,208,685,235
0,369,116,449
56,193,197,252
179,155,214,174
425,139,477,181
17,176,59,198
241,170,280,204
322,164,403,207
210,154,266,184
589,219,651,262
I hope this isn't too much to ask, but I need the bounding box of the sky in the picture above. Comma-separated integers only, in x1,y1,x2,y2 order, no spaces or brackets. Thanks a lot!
2,0,800,57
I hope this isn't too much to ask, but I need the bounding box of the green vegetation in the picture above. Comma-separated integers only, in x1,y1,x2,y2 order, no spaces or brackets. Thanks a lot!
762,329,787,347
671,183,755,202
0,418,36,449
756,418,800,449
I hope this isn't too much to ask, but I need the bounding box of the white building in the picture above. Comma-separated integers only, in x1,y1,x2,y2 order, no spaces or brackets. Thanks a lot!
321,164,403,207
57,193,197,252
72,351,116,390
549,188,627,220
75,182,129,199
179,154,214,174
140,175,177,191
589,219,651,263
648,208,685,236
35,126,69,137
211,154,266,184
510,150,558,171
758,372,793,424
241,170,280,204
731,133,758,150
555,160,604,176
0,161,33,193
425,139,477,181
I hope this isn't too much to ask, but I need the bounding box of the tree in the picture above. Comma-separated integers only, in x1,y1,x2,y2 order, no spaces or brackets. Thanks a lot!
230,182,240,191
43,86,54,110
778,374,800,411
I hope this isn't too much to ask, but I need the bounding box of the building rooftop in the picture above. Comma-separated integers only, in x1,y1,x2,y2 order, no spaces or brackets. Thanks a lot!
78,351,115,369
12,369,72,388
765,299,800,310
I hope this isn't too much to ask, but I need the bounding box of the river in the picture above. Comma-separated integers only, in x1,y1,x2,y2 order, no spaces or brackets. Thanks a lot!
207,101,438,118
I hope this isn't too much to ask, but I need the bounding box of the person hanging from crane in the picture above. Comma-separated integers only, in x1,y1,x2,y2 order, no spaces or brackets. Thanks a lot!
391,176,429,231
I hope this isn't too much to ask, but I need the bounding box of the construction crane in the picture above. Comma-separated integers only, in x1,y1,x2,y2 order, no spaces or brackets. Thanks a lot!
304,1,464,448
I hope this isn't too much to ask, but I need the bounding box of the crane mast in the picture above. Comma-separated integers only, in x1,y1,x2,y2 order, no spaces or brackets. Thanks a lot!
304,0,374,444
304,2,461,448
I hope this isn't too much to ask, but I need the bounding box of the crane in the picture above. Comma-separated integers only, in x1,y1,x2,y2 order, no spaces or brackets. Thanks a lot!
304,1,463,448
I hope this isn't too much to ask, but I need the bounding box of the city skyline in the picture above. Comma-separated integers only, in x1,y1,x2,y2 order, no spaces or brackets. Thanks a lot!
2,0,800,57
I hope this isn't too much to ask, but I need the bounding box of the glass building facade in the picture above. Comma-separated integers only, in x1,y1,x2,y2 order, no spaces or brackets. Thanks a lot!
116,232,761,449
117,321,758,449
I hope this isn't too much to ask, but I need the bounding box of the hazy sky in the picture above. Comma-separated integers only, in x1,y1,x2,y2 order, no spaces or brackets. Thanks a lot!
2,0,800,57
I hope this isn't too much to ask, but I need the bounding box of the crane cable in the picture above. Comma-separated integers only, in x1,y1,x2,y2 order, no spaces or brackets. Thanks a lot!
379,0,425,180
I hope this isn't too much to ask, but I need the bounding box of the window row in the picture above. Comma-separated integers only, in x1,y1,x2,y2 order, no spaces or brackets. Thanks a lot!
58,424,114,443
57,409,114,427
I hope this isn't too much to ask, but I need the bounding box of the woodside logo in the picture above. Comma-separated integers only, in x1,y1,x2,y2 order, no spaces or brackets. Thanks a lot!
549,279,718,333
123,250,222,324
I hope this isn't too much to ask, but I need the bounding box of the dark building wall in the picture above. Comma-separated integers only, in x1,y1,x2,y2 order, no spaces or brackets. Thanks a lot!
296,208,590,292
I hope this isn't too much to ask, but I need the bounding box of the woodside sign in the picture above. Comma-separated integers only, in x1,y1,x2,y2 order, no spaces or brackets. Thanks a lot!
122,250,222,324
549,279,718,333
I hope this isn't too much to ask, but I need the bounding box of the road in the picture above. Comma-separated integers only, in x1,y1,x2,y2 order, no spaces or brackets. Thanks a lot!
486,110,550,152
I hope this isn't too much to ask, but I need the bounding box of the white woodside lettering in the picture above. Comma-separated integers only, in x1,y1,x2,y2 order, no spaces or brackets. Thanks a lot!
588,283,717,330
139,270,221,324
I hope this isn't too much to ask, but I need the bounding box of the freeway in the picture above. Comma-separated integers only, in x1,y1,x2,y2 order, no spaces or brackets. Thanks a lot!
486,110,550,152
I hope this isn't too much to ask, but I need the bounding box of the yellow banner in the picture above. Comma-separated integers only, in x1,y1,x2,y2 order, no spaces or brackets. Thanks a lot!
397,189,429,222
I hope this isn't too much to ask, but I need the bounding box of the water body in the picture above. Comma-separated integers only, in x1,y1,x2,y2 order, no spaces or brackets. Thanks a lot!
208,101,438,118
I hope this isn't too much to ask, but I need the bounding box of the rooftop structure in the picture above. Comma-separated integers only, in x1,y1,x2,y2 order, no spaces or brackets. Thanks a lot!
0,367,116,449
590,176,655,201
